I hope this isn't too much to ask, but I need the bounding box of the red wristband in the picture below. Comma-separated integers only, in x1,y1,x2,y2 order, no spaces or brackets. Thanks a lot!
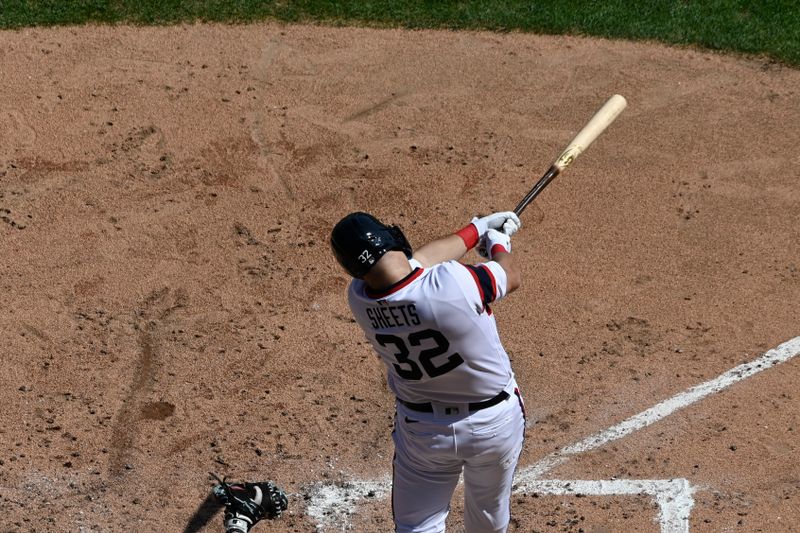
455,223,479,249
490,243,508,258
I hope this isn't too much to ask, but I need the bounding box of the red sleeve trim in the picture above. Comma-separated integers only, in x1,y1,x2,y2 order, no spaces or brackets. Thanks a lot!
455,223,479,249
463,264,497,307
464,264,486,304
483,264,498,299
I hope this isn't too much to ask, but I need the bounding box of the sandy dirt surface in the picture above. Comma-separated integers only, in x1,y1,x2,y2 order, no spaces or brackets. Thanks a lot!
1,21,798,532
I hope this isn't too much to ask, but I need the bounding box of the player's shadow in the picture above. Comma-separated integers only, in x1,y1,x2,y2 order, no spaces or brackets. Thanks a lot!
183,492,223,533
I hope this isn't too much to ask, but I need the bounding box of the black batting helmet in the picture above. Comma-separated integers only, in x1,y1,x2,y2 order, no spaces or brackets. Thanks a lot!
330,212,412,278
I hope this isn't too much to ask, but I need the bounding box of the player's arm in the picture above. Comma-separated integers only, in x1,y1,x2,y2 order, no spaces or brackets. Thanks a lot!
412,211,520,267
482,231,521,294
460,228,521,309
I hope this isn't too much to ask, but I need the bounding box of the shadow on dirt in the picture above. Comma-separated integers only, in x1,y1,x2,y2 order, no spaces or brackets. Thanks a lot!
183,491,222,533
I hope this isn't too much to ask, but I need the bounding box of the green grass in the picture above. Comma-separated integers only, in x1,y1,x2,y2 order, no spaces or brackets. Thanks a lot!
1,1,798,66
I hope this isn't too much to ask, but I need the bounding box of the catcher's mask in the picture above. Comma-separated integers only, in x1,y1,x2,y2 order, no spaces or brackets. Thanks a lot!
330,212,412,278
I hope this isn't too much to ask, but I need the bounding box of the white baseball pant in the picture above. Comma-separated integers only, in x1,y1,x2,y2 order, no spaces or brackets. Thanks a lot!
391,386,526,532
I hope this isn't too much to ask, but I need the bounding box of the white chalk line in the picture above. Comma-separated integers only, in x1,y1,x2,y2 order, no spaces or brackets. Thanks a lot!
516,335,800,482
305,335,800,531
524,478,695,533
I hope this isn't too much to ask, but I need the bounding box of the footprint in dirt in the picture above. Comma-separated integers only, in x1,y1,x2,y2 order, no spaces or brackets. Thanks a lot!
0,110,37,158
115,125,172,179
107,287,187,476
0,207,30,230
605,316,659,357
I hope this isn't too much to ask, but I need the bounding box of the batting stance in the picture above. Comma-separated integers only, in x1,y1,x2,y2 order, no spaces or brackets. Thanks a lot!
331,211,526,533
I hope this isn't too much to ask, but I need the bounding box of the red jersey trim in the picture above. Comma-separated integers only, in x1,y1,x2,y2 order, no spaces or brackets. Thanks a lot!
462,263,499,315
484,264,498,298
365,267,424,299
465,265,486,304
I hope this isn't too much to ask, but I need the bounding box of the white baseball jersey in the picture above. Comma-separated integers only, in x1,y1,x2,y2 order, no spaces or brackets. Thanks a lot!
348,258,513,404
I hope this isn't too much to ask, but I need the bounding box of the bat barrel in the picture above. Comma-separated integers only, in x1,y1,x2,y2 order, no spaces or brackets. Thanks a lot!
514,94,626,216
554,94,627,171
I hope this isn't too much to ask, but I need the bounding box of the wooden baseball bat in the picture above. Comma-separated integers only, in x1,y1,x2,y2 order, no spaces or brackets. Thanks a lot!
514,94,627,216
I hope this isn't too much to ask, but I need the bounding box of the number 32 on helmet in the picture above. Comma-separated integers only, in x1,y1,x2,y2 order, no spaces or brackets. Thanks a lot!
330,212,412,278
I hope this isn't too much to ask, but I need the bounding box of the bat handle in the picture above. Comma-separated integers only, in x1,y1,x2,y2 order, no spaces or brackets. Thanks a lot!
513,166,560,216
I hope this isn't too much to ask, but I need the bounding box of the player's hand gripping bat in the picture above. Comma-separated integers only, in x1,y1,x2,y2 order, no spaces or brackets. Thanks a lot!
513,94,627,216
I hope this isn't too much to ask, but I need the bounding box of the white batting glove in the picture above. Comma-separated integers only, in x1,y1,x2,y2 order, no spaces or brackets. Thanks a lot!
470,211,521,237
478,228,512,259
500,216,521,237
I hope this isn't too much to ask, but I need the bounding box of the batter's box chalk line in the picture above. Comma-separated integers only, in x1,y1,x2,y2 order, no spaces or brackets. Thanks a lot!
514,478,695,533
304,335,800,532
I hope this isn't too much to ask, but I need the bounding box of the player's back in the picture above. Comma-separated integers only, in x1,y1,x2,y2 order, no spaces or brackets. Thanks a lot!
348,260,513,404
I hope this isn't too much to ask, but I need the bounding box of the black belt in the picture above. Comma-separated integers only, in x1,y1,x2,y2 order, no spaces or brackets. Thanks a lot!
398,391,510,413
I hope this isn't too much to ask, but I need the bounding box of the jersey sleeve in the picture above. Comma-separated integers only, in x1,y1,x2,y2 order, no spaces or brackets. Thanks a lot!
462,260,509,307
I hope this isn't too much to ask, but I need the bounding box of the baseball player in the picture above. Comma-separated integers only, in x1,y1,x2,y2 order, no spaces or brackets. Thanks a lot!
330,211,526,533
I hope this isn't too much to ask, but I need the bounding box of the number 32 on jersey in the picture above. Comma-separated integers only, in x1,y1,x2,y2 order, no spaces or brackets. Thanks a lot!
376,329,464,380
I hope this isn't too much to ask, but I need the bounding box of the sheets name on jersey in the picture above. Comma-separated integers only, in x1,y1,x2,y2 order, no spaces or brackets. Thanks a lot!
365,303,420,329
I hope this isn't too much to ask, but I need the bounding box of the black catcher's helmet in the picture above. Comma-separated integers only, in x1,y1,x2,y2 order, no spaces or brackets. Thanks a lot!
330,212,412,278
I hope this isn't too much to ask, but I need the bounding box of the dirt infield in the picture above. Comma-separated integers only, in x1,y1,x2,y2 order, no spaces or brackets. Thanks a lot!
1,22,798,532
